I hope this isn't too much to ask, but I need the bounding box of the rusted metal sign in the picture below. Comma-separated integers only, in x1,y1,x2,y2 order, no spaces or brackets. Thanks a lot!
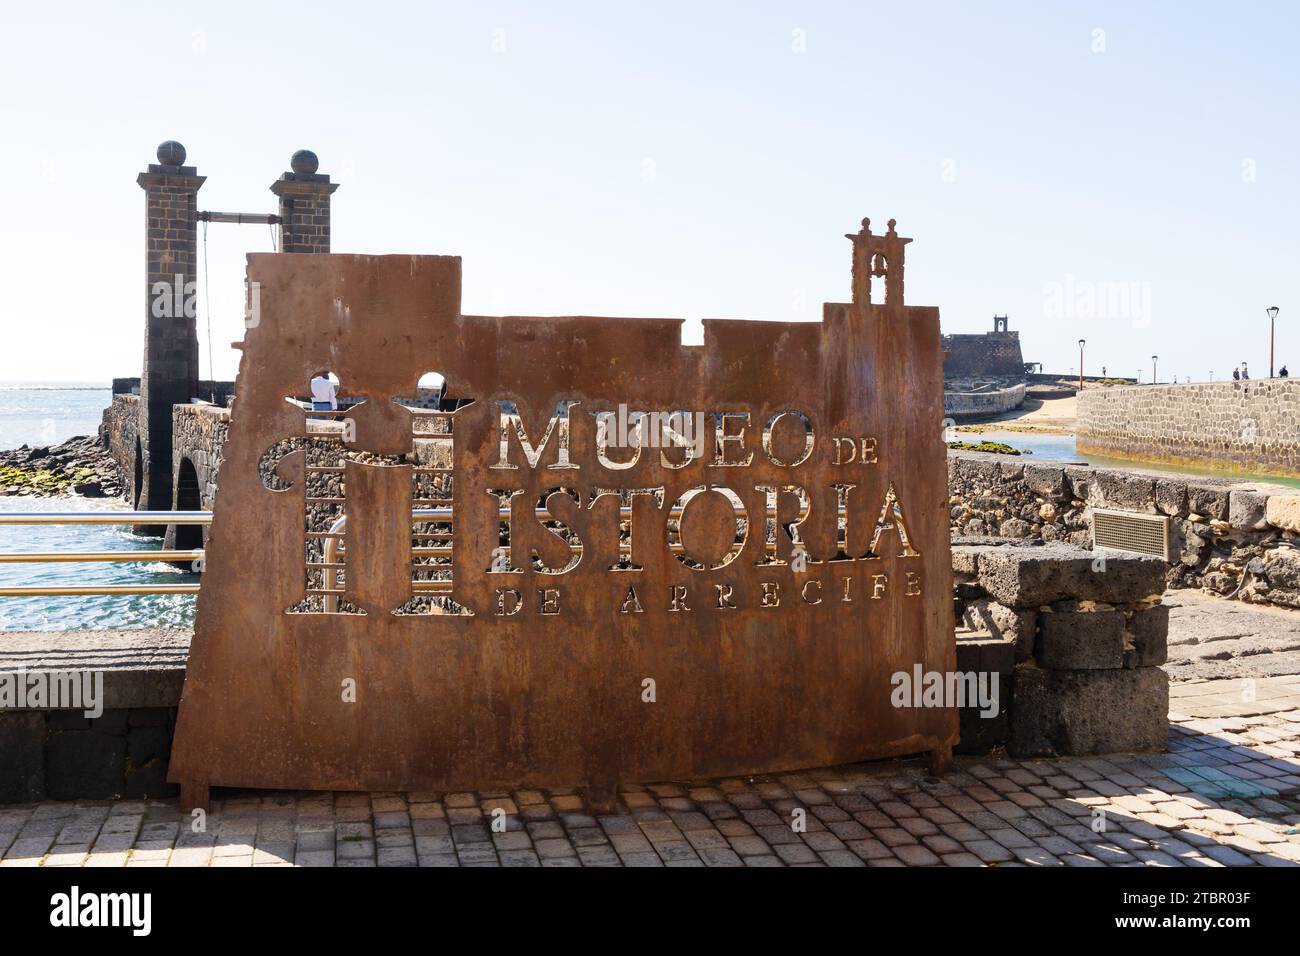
169,218,956,808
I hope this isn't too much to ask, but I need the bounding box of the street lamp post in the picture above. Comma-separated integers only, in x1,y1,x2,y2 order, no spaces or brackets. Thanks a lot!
1268,306,1280,378
1078,339,1086,392
1151,355,1158,384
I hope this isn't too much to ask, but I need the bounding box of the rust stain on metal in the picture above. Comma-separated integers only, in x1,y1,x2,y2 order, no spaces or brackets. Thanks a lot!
168,218,957,806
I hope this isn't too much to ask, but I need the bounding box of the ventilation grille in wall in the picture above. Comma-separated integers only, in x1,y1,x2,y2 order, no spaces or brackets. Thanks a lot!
1091,508,1171,560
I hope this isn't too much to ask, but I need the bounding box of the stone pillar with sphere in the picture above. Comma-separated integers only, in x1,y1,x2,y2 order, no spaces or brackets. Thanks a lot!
270,149,339,253
136,140,204,519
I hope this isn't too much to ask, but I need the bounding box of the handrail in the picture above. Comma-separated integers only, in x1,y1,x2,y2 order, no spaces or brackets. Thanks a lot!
0,498,786,600
0,511,212,525
0,511,211,597
0,550,203,563
0,584,201,597
0,501,771,525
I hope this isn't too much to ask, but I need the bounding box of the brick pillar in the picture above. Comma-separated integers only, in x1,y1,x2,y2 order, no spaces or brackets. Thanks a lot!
137,140,204,519
270,149,339,253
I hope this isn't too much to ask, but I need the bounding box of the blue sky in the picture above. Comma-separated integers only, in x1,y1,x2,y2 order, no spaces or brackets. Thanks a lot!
0,1,1296,383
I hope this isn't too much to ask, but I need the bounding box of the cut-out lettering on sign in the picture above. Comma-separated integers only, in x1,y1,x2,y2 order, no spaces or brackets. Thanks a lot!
482,402,921,616
169,219,956,807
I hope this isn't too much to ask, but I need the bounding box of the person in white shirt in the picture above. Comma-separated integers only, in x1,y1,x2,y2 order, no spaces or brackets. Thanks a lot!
310,372,337,411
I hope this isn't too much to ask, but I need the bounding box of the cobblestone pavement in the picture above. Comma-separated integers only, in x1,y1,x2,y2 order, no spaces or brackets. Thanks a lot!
2,677,1298,868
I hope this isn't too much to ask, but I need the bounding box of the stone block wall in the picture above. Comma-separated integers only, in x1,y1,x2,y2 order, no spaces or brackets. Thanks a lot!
947,451,1300,610
0,708,177,803
953,543,1169,757
171,404,230,513
1078,380,1300,477
0,630,187,803
944,383,1026,421
99,394,141,508
942,330,1025,378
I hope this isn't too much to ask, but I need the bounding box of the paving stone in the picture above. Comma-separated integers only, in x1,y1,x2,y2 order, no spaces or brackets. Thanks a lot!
698,847,743,867
1015,848,1061,866
964,840,1014,863
1200,844,1256,866
652,841,700,864
714,819,755,838
415,835,454,854
335,840,375,860
898,817,940,837
567,827,610,847
941,822,986,842
922,834,964,855
1088,843,1137,863
773,842,820,864
892,844,941,866
987,828,1036,849
534,838,577,859
377,846,417,867
827,820,871,840
755,825,802,845
456,844,500,865
802,830,847,852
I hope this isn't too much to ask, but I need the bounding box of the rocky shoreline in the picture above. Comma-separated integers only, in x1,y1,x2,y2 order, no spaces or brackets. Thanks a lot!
0,435,123,499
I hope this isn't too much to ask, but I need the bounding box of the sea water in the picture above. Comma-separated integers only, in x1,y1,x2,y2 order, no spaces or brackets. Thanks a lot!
974,430,1300,491
0,384,197,631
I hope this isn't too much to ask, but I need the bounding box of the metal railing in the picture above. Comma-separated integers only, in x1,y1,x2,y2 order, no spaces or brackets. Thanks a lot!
0,512,211,597
0,511,212,526
0,500,788,599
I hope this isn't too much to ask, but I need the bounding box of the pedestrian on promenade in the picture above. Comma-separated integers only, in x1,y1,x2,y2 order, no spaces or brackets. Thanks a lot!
310,371,338,412
1281,365,1290,378
1242,363,1250,380
1233,366,1241,381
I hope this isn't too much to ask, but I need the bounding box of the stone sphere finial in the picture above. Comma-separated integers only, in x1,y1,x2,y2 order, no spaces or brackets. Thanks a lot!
156,141,187,166
291,149,320,175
